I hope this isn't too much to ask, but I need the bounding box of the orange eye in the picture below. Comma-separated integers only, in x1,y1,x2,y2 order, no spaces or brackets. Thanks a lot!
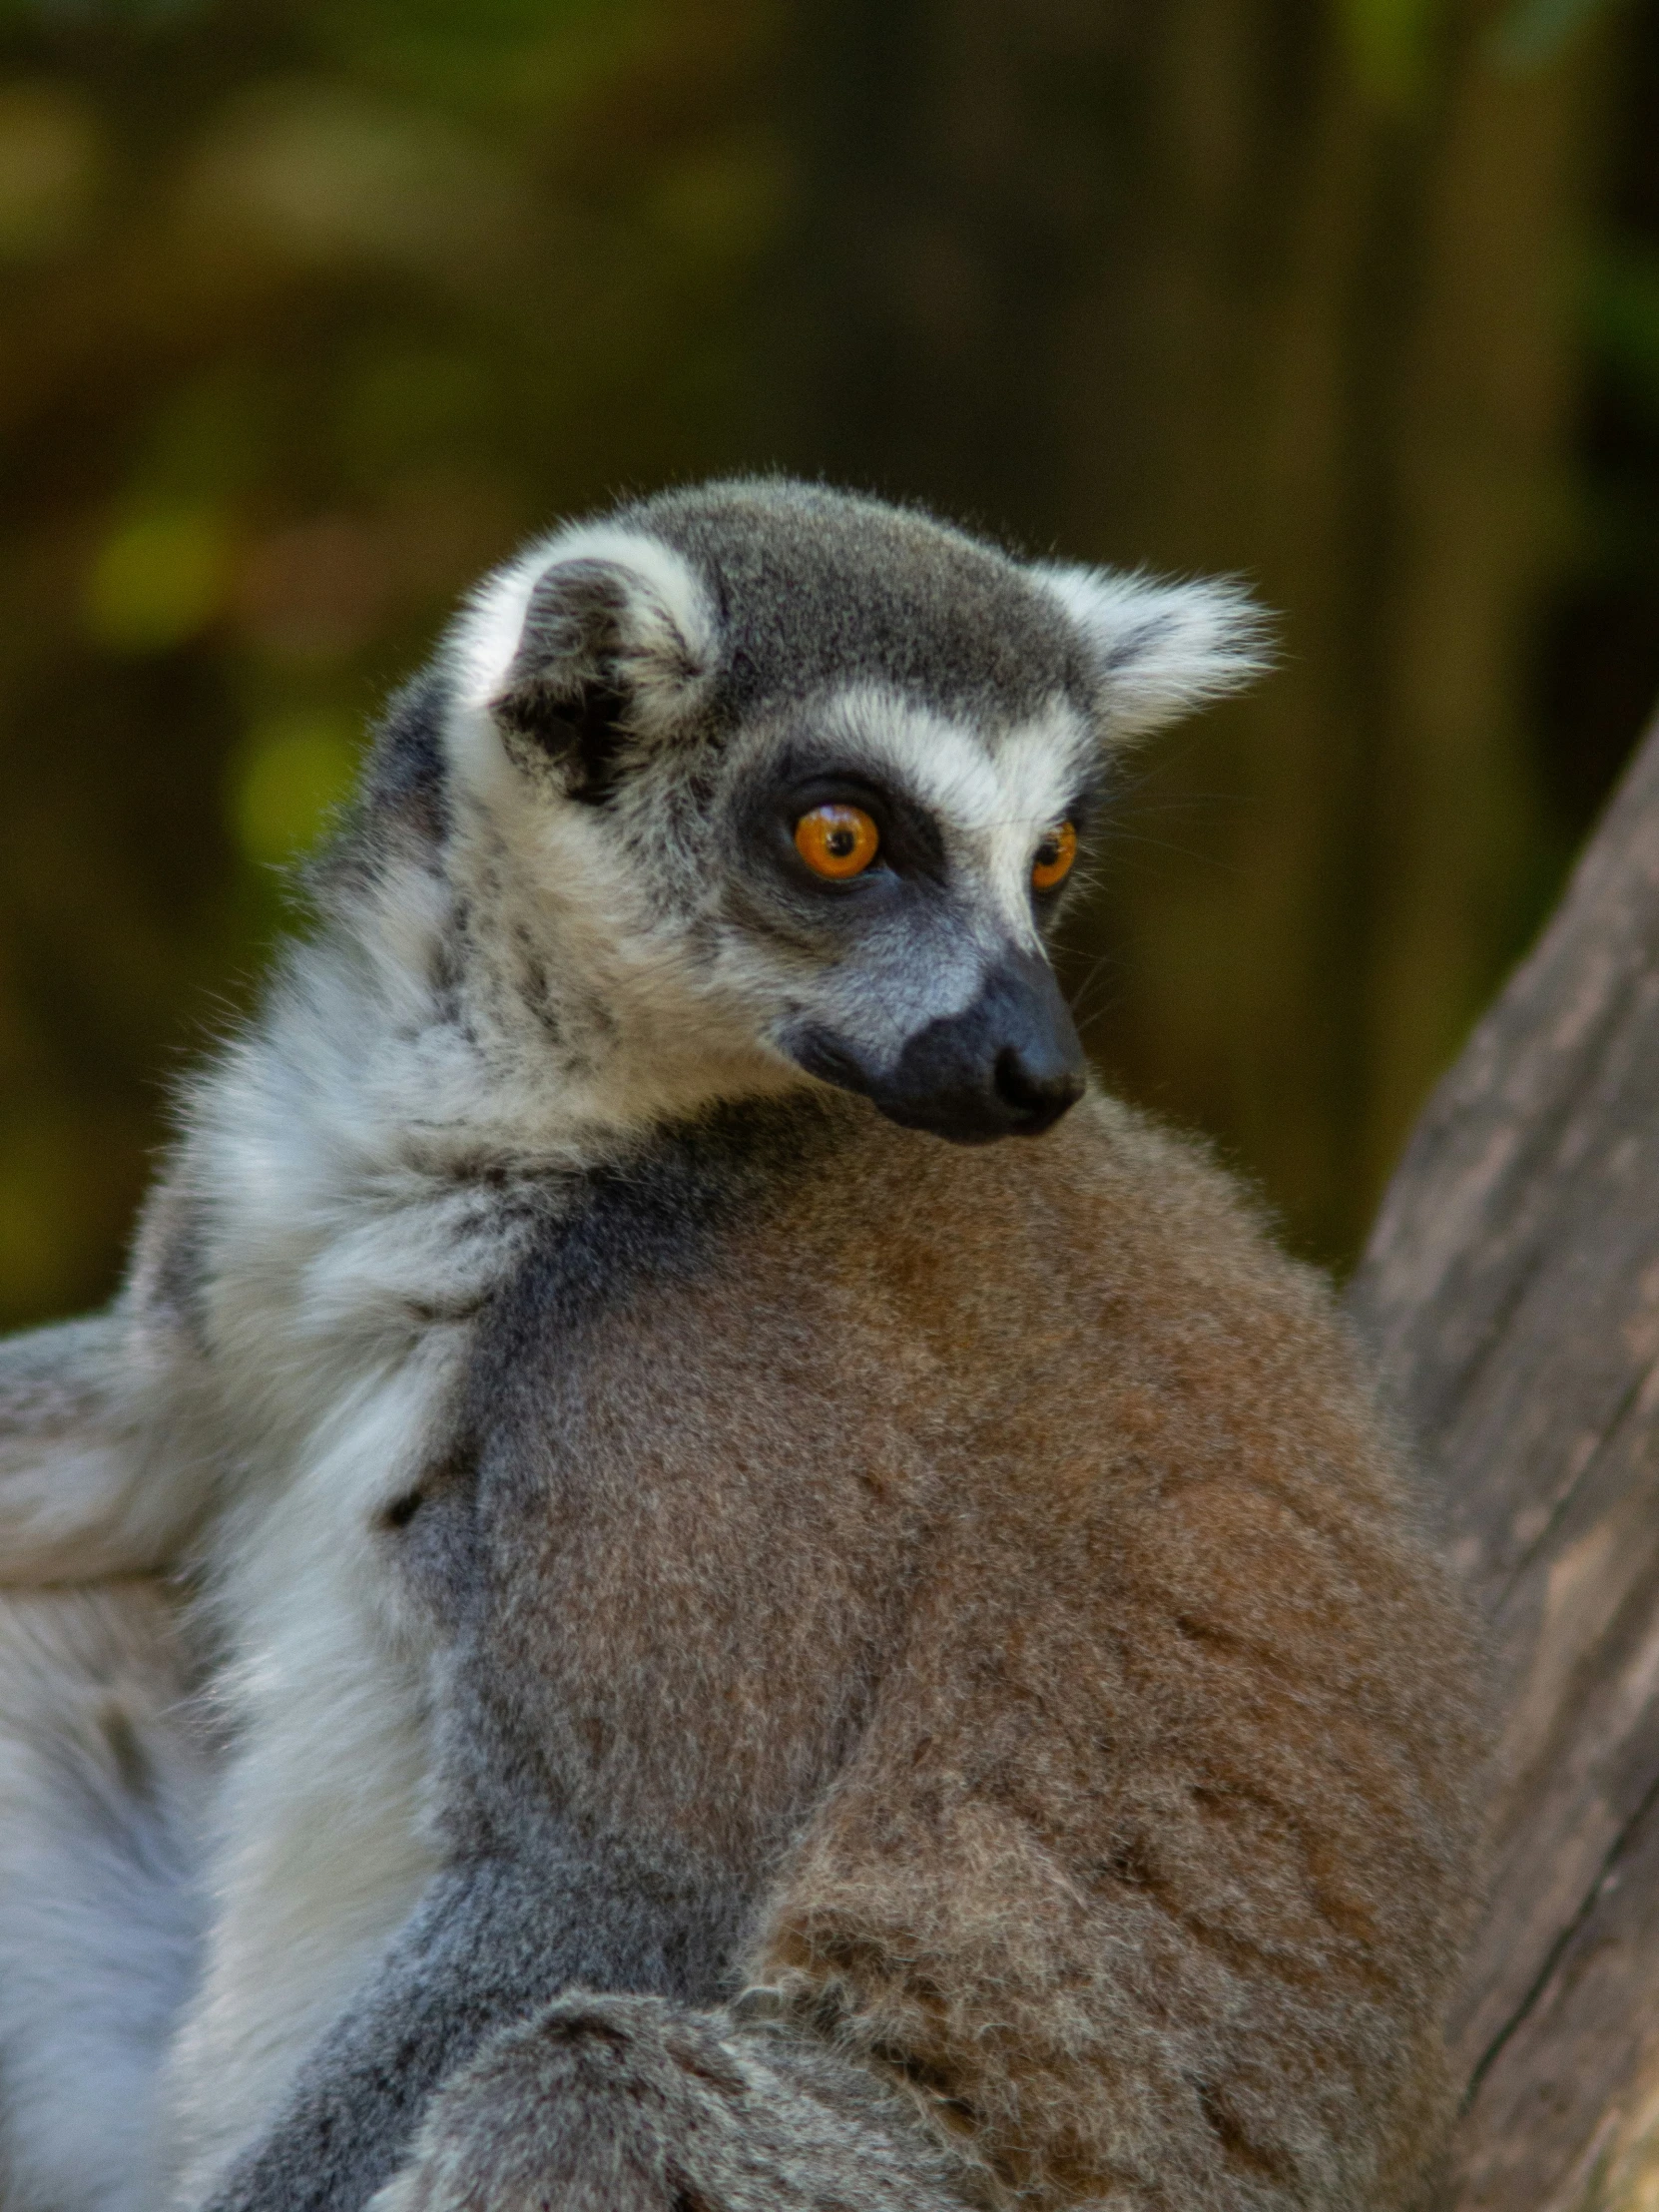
1032,820,1078,893
795,804,880,880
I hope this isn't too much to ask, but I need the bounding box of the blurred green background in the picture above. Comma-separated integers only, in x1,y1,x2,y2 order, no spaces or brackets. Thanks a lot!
0,0,1655,1327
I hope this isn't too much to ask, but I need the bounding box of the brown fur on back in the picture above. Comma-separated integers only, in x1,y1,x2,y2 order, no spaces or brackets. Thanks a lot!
445,1088,1483,2212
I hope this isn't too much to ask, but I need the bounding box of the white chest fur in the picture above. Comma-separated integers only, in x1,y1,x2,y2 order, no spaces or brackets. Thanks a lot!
159,1158,536,2202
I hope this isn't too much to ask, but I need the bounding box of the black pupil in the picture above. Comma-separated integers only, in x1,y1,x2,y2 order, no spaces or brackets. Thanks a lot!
1038,839,1059,867
828,826,856,856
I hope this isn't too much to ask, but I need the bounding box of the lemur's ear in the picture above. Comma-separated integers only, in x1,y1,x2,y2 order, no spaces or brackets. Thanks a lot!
1033,564,1270,743
485,538,715,804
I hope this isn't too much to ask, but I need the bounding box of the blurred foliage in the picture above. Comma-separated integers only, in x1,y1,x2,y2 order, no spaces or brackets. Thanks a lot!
772,0,1652,1267
0,0,786,1322
1341,0,1450,102
1492,0,1626,65
0,0,1656,1326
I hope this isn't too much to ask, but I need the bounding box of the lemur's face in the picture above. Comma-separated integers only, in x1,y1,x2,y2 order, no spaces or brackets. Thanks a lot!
712,687,1094,1143
440,487,1262,1144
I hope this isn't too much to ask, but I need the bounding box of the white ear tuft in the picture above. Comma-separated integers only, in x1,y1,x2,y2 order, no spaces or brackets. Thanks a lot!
441,524,719,802
1033,564,1271,743
449,524,717,732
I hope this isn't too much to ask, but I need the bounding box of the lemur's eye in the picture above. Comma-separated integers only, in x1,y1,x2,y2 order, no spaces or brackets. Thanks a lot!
795,804,880,881
1032,821,1078,893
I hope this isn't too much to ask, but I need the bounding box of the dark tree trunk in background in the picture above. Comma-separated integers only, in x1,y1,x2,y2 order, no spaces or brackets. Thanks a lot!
769,0,1610,1267
1351,707,1659,2212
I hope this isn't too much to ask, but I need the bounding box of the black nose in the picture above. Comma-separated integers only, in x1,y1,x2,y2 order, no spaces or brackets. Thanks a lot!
858,949,1088,1144
993,1043,1086,1136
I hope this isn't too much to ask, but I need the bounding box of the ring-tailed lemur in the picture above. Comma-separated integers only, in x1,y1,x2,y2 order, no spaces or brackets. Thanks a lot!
0,480,1484,2212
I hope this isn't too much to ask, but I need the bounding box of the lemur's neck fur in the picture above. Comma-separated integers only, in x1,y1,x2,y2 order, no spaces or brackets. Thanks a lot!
228,785,796,1211
165,792,788,1499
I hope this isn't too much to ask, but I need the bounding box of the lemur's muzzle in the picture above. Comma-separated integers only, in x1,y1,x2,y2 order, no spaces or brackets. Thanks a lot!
801,950,1087,1145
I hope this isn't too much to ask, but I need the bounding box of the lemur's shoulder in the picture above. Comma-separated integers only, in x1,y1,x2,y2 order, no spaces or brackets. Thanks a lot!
469,1076,1400,1534
757,1084,1360,1394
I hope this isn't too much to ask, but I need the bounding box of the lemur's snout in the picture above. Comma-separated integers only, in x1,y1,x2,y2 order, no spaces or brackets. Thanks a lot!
993,1037,1086,1135
812,950,1087,1146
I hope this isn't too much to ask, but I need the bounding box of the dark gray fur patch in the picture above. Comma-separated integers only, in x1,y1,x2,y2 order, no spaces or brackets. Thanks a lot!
379,1991,976,2212
128,1180,215,1352
362,671,451,844
312,670,452,896
492,558,660,806
620,478,1094,725
468,1089,856,1449
385,1092,860,1669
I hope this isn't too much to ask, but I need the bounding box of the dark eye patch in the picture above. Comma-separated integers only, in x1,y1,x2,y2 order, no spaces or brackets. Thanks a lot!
752,743,948,889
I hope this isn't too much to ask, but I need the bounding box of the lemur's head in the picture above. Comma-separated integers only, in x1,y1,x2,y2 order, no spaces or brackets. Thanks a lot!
363,480,1264,1146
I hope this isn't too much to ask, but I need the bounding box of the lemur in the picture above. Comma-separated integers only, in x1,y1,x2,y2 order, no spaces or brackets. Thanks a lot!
0,481,1484,2212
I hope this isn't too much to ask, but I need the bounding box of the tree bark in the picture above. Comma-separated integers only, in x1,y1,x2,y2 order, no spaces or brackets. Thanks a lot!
1350,706,1659,2212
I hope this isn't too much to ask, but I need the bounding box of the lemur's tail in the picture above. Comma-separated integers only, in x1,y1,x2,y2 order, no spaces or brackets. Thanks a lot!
0,1582,208,2212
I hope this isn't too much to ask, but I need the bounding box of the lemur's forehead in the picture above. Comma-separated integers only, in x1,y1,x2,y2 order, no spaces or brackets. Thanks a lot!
626,482,1092,722
800,685,1094,834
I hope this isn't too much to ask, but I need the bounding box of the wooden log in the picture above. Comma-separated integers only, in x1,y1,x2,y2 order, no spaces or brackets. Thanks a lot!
1349,710,1659,2211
